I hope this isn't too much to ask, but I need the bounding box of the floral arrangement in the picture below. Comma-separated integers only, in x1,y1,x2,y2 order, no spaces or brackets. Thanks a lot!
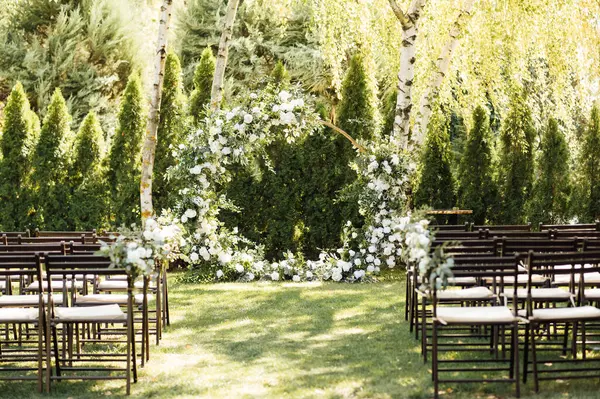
165,86,453,284
97,214,184,279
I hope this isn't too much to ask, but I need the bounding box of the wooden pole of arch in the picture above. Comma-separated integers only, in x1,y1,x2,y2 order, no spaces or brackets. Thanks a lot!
318,120,366,153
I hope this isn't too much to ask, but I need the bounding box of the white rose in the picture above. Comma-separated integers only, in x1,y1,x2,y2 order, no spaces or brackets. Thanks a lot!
367,265,375,272
235,264,244,273
292,275,301,282
216,270,224,278
271,271,280,281
190,252,199,262
190,165,202,175
247,272,255,281
278,90,291,102
181,215,188,223
306,271,313,279
354,258,362,266
222,147,231,155
250,93,258,99
374,258,381,266
226,111,235,120
272,104,280,112
353,270,365,279
368,245,377,253
332,272,343,282
185,209,197,218
218,252,232,264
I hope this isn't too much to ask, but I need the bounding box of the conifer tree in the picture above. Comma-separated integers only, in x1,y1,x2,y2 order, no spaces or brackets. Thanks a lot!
70,112,109,229
0,82,37,230
457,106,494,224
497,93,535,224
107,74,145,227
31,88,73,229
414,112,456,211
271,60,290,86
337,53,377,141
527,118,571,224
575,106,600,221
189,48,215,124
154,53,187,212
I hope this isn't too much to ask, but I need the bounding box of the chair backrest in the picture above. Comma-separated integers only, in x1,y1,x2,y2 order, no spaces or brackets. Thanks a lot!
0,231,31,239
45,254,130,306
0,242,68,255
554,231,600,240
539,222,600,232
432,255,521,316
429,223,470,232
35,229,97,238
5,235,87,245
498,238,578,256
434,230,489,240
472,223,532,232
68,242,102,254
0,254,43,297
488,231,552,239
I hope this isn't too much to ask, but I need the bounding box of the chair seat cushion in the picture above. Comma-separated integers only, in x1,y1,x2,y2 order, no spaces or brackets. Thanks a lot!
0,307,38,322
437,306,516,324
484,274,547,284
75,294,152,305
54,304,126,321
583,288,600,300
554,273,600,285
418,276,477,285
0,294,63,306
436,287,494,300
503,288,572,300
98,280,155,291
518,305,600,321
27,280,84,291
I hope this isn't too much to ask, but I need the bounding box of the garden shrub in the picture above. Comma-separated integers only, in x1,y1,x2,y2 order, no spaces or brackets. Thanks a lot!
189,47,215,125
30,88,73,229
0,82,38,230
154,53,188,213
107,74,145,227
573,106,600,222
527,117,571,224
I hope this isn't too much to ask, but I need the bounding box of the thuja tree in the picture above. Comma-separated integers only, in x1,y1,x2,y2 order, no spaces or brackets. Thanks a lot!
271,60,290,86
31,88,73,229
0,82,38,230
154,53,187,212
527,118,571,224
107,74,145,227
69,112,109,229
414,111,456,212
189,48,215,124
457,106,495,224
574,106,600,221
497,93,535,224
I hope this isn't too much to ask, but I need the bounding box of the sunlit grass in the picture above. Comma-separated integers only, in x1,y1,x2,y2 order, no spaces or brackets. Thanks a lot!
1,278,600,398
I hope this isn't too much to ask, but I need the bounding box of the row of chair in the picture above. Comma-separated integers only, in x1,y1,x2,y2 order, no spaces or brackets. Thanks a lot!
405,224,600,398
431,222,600,232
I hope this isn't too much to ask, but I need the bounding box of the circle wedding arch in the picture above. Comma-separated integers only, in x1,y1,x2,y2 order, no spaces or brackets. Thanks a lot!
130,86,451,286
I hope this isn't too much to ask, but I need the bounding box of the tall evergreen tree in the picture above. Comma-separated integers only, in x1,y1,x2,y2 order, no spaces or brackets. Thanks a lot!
497,93,535,224
107,74,145,227
189,48,215,124
31,88,72,229
414,112,456,211
70,112,109,229
154,53,187,212
337,53,377,141
575,106,600,221
0,82,38,230
457,106,495,224
527,118,571,224
271,60,290,86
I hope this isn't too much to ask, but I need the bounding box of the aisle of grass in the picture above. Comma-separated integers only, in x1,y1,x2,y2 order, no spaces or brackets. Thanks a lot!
3,279,600,398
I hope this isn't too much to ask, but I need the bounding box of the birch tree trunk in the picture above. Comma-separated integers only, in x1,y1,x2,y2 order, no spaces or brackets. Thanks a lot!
140,0,174,225
389,0,426,149
210,0,240,111
412,0,475,147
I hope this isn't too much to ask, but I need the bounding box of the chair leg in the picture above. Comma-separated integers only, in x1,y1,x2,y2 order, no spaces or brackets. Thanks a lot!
513,323,520,398
432,320,439,399
562,322,569,356
51,324,61,378
523,323,529,384
531,323,539,393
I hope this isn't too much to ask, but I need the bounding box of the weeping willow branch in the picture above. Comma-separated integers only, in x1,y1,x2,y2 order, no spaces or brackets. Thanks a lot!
318,119,366,153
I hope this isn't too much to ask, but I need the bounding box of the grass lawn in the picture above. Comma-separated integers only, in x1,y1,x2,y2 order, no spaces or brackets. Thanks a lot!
2,278,600,398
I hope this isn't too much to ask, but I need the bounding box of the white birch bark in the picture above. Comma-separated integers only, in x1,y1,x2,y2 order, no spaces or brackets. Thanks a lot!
210,0,240,111
389,0,426,149
140,0,173,225
412,0,475,147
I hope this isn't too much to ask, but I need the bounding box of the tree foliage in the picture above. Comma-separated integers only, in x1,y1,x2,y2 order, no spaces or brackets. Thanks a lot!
0,82,38,230
414,112,456,211
31,88,72,229
69,111,108,229
457,106,495,224
107,74,145,227
497,93,535,224
574,106,600,222
189,47,215,124
155,53,187,212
